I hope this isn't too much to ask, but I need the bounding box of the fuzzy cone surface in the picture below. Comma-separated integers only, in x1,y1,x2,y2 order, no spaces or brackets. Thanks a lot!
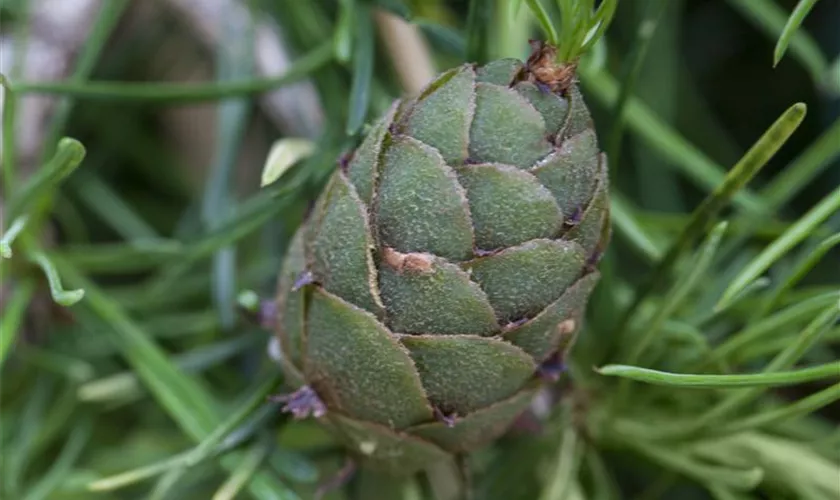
274,50,610,475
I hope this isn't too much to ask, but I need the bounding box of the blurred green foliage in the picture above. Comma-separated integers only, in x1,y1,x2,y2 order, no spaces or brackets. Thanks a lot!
1,0,839,499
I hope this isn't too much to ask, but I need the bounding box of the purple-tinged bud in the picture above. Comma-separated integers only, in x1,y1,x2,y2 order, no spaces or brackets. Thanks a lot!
271,386,326,419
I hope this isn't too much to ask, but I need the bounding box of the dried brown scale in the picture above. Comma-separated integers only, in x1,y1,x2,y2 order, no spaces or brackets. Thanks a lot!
382,247,435,274
522,40,580,95
273,42,610,475
557,318,577,336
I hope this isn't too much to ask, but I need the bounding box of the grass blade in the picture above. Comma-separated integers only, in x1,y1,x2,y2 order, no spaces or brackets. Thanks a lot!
525,0,560,46
187,375,282,466
212,438,272,500
261,138,316,187
540,428,584,500
4,377,54,495
15,345,95,382
0,279,35,365
145,143,335,296
1,215,28,258
598,362,840,388
77,333,263,404
756,232,840,317
625,440,763,491
16,42,333,102
22,416,93,500
466,0,493,64
203,16,255,331
55,240,184,273
1,75,18,191
762,116,840,208
416,20,467,57
55,259,295,499
62,279,220,439
579,66,767,212
727,0,827,84
622,221,729,367
87,374,281,491
709,486,752,500
606,0,669,169
684,300,840,436
147,187,297,296
734,325,840,365
71,172,160,240
717,382,840,436
616,103,806,336
87,450,194,492
704,291,839,366
610,192,665,262
334,0,355,63
30,252,85,306
8,138,86,220
580,0,619,54
718,185,840,310
346,5,374,135
40,0,131,162
774,0,821,67
147,467,190,500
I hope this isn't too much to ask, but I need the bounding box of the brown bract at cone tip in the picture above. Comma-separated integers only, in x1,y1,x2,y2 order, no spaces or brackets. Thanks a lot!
523,40,580,95
271,41,611,476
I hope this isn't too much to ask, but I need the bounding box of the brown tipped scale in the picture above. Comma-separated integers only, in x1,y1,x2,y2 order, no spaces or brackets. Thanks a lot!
274,45,610,475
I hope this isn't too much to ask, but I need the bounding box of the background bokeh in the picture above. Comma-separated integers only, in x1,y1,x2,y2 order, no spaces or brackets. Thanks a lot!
1,1,838,499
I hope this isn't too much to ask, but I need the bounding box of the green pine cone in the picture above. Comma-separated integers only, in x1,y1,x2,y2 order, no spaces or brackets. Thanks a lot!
274,49,610,476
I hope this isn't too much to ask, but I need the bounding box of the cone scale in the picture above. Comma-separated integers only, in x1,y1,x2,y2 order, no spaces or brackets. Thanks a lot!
274,44,610,475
